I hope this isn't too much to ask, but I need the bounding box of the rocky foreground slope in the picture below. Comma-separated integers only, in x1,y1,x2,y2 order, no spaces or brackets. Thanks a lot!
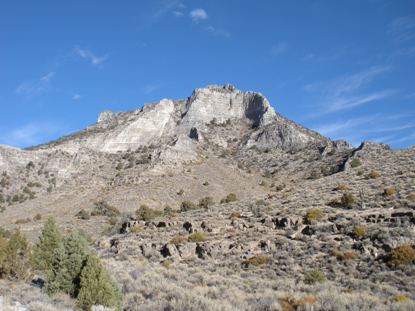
0,84,414,310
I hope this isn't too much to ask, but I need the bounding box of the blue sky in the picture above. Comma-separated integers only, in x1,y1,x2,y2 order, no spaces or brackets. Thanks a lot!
1,0,414,148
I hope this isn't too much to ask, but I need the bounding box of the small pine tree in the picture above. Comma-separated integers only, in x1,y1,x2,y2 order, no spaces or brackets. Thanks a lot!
45,244,72,295
77,254,122,311
63,231,89,296
0,237,8,275
0,230,32,281
32,217,63,271
45,231,89,297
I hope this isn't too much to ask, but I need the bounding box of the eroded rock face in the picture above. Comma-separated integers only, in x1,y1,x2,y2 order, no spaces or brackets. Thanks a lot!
26,84,335,155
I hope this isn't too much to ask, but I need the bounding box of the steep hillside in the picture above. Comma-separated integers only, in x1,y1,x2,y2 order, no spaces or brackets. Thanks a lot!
0,85,414,311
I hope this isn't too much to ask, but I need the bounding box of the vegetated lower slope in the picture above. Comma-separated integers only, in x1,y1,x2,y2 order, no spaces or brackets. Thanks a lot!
0,85,414,310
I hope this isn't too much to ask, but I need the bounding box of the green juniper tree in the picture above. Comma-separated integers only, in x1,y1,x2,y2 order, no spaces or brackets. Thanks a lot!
45,231,89,296
45,243,72,295
0,230,32,281
77,253,122,311
32,217,63,271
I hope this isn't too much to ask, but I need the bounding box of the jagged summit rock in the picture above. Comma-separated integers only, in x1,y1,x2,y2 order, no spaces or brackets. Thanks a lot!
27,84,346,154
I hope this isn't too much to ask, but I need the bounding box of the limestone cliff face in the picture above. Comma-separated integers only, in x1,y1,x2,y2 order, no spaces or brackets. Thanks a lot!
26,84,337,155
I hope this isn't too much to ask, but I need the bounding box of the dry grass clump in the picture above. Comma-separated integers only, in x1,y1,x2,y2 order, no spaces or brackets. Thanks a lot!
160,260,172,269
367,170,380,179
335,182,347,190
180,200,198,212
15,218,31,225
353,225,368,238
229,210,241,218
220,193,238,204
76,209,90,220
340,193,355,207
242,254,269,266
339,250,357,261
350,158,362,168
304,208,323,224
278,294,317,311
91,200,120,218
129,224,141,233
198,197,214,209
304,268,326,285
170,234,187,245
392,294,408,303
388,244,415,266
135,204,163,221
187,232,206,243
383,187,396,196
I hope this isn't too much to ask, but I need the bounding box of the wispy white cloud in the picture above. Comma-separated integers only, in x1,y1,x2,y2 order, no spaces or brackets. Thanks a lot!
189,8,208,22
270,42,288,56
72,94,82,100
0,122,64,148
305,66,394,116
15,72,56,98
151,0,185,21
385,131,415,145
74,47,108,66
142,84,159,94
172,10,184,17
206,25,230,38
313,115,379,136
311,114,415,146
387,16,415,43
328,90,396,113
302,53,315,61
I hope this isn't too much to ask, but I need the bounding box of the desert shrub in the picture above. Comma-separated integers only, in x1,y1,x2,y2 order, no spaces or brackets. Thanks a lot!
242,254,269,266
34,213,42,221
392,294,408,303
135,205,163,221
15,218,31,225
180,200,198,212
129,224,141,233
353,225,367,238
335,183,347,190
76,253,122,311
0,230,32,281
0,237,7,265
91,201,120,218
367,170,380,179
304,268,326,285
160,259,172,269
198,197,214,209
407,192,415,202
32,217,63,271
338,250,356,261
383,187,396,196
0,227,11,239
278,294,316,311
304,208,323,224
220,193,237,204
170,235,187,246
341,193,355,207
188,232,206,242
77,209,91,220
350,158,361,168
229,211,241,218
388,244,415,266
